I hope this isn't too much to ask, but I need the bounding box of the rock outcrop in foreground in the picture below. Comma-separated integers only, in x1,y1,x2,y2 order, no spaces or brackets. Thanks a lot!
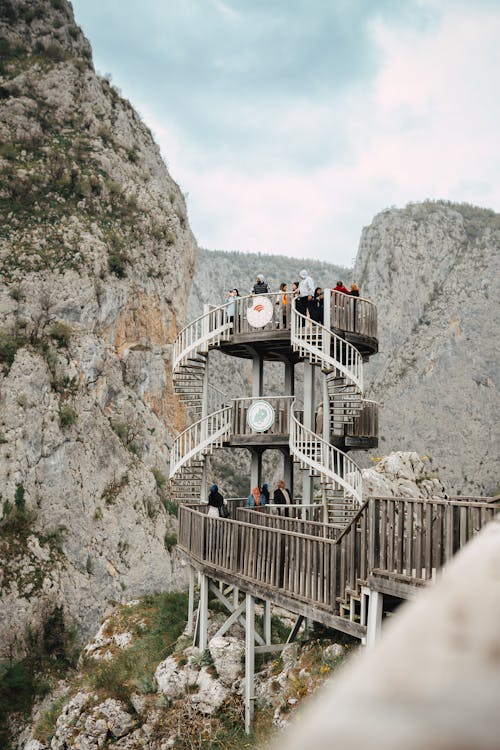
13,452,446,750
355,202,499,496
0,0,195,655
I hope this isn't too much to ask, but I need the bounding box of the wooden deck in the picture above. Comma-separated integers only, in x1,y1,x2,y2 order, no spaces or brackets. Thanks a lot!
217,291,378,361
178,496,499,638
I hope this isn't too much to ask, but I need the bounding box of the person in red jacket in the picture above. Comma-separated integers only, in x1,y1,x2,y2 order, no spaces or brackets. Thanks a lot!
333,280,349,294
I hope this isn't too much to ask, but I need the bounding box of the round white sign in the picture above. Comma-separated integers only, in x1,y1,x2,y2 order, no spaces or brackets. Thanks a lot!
247,400,275,433
246,296,274,328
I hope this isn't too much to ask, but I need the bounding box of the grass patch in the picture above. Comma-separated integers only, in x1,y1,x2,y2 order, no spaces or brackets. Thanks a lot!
59,404,77,430
48,321,72,348
0,606,78,749
83,592,188,705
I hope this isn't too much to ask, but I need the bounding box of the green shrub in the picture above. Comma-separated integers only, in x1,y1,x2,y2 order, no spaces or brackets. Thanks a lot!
111,420,128,442
0,332,26,372
8,285,24,301
48,321,72,348
59,404,77,429
108,250,127,278
152,467,166,492
162,497,178,517
164,532,177,552
15,483,25,510
0,143,17,160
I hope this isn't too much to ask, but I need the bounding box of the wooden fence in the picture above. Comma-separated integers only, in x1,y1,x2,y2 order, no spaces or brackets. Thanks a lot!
178,496,499,623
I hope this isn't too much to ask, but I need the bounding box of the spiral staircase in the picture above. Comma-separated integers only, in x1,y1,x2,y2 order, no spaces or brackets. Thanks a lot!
169,293,376,524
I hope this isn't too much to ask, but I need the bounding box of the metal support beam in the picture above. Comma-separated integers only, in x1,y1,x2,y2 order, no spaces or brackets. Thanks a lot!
245,593,255,735
187,568,195,636
366,589,383,649
263,600,272,645
198,573,209,651
287,614,305,643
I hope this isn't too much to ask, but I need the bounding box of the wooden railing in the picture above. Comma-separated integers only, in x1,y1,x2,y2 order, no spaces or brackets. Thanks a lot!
330,291,377,340
345,400,379,439
178,496,498,625
290,403,363,506
174,291,377,378
236,507,341,540
179,504,340,611
231,396,293,437
290,303,364,391
169,405,232,478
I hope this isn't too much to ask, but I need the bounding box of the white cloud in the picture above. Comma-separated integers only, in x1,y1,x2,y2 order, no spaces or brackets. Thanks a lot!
145,2,500,266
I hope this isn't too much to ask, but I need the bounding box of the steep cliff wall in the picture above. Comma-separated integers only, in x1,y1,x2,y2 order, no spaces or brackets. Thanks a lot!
0,0,196,654
354,202,499,495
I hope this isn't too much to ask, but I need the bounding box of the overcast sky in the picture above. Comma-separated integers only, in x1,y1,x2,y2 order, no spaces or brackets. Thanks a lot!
71,0,500,266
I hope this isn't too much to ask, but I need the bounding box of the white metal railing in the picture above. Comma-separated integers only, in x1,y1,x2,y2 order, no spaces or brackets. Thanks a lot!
169,405,232,478
208,384,228,412
173,301,233,374
289,403,363,507
290,299,363,392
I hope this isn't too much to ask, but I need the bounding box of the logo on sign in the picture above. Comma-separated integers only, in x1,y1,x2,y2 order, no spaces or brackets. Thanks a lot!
247,400,275,433
246,296,274,328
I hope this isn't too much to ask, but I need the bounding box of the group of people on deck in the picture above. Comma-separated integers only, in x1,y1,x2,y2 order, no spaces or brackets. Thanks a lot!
224,271,361,327
206,480,293,518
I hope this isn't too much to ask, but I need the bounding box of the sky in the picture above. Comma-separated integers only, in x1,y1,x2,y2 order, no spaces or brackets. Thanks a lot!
71,0,500,267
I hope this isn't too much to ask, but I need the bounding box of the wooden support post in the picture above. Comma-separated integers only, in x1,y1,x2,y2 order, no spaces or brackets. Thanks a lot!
250,448,262,491
252,354,264,398
187,567,195,636
366,589,383,648
263,600,272,645
199,574,209,652
233,586,239,608
245,593,255,735
302,360,315,509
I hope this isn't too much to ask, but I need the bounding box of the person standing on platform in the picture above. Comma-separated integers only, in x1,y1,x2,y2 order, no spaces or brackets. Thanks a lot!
252,274,269,294
297,269,314,320
349,283,360,297
261,483,270,506
246,486,262,508
310,287,324,323
273,479,292,516
333,280,349,294
224,288,239,328
207,484,224,517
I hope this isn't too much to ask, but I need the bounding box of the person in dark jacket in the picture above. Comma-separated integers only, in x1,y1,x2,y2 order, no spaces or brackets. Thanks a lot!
310,287,324,323
273,479,292,516
261,483,270,505
207,484,224,517
252,274,269,294
349,283,360,297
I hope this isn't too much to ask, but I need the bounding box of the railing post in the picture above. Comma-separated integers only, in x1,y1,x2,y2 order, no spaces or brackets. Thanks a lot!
245,593,255,734
302,361,315,509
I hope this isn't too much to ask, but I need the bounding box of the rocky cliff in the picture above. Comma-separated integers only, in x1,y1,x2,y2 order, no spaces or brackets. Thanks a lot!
0,0,195,656
354,201,499,495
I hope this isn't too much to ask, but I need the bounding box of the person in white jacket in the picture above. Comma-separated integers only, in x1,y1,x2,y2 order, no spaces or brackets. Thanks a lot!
297,269,314,320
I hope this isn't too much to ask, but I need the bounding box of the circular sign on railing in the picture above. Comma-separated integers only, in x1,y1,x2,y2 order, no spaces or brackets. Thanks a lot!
246,296,274,328
247,400,275,433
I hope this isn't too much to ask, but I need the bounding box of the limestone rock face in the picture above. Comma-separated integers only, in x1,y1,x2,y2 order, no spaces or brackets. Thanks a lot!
0,0,195,654
354,202,500,495
362,452,447,499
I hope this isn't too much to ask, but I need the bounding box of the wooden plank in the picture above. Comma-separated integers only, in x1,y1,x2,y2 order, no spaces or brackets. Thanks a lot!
396,500,404,575
415,502,423,577
380,499,387,570
387,500,395,573
424,503,433,580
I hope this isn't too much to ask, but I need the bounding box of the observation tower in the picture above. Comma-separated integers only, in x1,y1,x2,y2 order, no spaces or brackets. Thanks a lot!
169,289,378,523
